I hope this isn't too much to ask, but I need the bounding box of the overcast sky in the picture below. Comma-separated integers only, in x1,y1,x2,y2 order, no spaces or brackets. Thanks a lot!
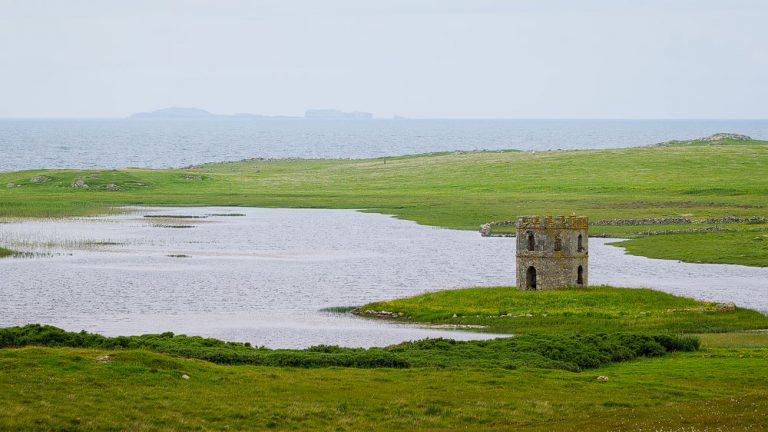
0,0,766,118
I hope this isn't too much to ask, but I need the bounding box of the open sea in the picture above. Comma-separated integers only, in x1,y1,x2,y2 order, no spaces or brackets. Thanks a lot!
1,118,768,172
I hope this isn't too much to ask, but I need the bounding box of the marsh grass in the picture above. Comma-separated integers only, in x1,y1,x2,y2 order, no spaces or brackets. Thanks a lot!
143,215,208,219
319,306,358,314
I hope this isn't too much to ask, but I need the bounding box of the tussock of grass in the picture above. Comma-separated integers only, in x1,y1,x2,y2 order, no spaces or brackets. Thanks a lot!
359,286,768,334
0,246,14,258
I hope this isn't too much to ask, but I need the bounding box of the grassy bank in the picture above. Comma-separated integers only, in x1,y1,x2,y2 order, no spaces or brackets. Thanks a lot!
0,345,766,431
358,286,768,334
1,139,767,265
611,231,768,267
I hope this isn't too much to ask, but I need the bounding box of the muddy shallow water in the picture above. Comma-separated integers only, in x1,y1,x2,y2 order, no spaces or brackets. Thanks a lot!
1,207,766,348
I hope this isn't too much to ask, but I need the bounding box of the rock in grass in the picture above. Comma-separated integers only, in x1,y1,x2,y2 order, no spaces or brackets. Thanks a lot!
596,376,609,381
6,183,16,188
95,355,112,364
71,178,89,188
181,374,190,380
29,175,51,184
716,302,737,312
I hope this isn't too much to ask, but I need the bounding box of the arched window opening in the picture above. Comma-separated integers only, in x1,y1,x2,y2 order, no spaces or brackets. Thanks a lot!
526,266,537,290
527,232,535,251
577,265,584,285
554,236,562,251
577,234,584,252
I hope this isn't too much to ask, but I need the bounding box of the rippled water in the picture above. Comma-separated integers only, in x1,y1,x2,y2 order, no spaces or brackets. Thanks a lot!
1,207,766,348
2,118,768,171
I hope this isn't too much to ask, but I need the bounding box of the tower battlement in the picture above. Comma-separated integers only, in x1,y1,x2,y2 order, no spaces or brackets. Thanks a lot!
516,215,589,230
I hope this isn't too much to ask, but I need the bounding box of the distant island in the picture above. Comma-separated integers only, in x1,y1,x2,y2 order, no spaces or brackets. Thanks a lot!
128,107,373,120
304,109,373,119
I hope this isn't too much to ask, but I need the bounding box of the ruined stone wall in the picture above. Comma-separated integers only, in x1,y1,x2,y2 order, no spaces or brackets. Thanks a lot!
515,216,588,290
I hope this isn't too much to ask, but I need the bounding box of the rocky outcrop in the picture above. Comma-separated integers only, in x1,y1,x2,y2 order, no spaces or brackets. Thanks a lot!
351,308,404,319
701,133,752,142
479,220,516,237
29,175,51,184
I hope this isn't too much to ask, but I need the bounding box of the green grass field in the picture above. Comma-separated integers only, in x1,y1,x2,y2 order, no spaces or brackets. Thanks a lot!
1,345,766,431
1,287,767,431
1,139,767,265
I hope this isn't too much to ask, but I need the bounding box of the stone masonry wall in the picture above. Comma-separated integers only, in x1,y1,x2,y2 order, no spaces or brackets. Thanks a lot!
515,216,588,290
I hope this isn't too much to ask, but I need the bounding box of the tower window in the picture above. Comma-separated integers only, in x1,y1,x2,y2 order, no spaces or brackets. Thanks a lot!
577,234,584,252
527,232,535,251
554,236,562,251
577,265,584,285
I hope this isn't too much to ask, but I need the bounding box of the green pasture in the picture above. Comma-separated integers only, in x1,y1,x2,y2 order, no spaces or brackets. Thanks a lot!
1,139,767,265
1,345,766,431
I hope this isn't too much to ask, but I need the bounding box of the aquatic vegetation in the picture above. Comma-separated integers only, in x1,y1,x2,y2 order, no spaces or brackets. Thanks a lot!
0,228,125,254
151,224,195,229
208,213,246,217
144,215,207,219
319,306,358,314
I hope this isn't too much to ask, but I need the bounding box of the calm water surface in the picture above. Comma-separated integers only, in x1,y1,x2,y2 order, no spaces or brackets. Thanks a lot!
2,118,768,171
1,207,766,348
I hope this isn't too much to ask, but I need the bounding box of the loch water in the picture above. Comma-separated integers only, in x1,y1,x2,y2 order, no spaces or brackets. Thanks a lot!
1,207,766,348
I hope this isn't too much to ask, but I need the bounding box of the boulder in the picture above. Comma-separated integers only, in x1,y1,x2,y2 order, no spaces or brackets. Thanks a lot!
71,178,89,188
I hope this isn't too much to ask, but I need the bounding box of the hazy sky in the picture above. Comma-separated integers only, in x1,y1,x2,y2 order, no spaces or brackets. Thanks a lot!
1,0,766,118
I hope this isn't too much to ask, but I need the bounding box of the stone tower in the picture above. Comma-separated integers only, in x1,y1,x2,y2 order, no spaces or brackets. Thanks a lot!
516,216,588,290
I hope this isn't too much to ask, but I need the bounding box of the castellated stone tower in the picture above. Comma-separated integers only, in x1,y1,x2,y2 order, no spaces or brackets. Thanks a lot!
516,216,588,290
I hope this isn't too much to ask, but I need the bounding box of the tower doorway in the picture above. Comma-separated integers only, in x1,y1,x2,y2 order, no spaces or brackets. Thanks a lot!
577,265,584,285
526,266,537,290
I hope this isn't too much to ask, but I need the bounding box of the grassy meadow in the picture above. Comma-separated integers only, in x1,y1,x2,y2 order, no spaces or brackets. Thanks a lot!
1,344,767,431
1,138,767,265
2,137,768,429
1,286,767,431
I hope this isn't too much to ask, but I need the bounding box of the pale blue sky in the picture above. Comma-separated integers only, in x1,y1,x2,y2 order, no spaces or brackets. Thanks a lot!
0,0,765,118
